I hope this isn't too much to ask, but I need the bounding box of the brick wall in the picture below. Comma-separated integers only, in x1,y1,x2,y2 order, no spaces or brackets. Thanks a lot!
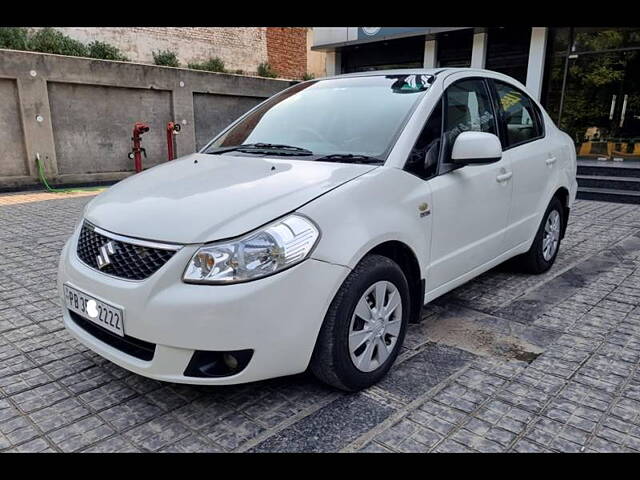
266,27,308,79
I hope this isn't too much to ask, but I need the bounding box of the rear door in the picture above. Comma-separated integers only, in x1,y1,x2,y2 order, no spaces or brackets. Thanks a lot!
489,79,553,249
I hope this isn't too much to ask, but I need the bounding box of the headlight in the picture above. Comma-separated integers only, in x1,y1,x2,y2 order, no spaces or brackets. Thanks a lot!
183,214,320,284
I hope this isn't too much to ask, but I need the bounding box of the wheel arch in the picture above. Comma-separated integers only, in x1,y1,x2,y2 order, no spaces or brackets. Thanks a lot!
364,240,425,324
552,186,570,239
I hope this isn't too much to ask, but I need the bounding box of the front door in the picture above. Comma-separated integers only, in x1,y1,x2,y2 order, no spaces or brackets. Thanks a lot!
427,77,513,293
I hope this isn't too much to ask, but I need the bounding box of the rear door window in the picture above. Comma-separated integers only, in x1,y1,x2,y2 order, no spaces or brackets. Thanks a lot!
492,80,544,148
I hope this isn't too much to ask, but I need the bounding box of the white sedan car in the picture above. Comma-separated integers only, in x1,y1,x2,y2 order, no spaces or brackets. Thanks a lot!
58,68,577,391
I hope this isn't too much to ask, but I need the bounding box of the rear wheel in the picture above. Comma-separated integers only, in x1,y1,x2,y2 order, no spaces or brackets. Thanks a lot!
517,197,564,274
309,254,409,392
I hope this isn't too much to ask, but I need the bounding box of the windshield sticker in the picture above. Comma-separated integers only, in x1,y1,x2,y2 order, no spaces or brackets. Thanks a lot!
388,74,433,93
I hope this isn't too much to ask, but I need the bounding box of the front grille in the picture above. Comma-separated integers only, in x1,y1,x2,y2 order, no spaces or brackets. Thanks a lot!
69,310,156,361
76,221,178,280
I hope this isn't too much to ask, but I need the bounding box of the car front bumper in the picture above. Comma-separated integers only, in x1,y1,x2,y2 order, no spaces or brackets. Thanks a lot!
57,225,350,385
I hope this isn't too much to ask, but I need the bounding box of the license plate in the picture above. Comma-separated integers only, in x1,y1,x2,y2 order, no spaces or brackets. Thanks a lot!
63,284,124,337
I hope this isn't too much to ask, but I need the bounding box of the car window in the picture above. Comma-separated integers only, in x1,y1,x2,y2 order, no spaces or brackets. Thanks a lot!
493,80,542,147
405,99,443,180
442,79,497,161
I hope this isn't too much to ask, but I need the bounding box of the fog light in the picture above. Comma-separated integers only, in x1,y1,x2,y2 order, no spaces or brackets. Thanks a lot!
223,353,238,371
183,349,253,378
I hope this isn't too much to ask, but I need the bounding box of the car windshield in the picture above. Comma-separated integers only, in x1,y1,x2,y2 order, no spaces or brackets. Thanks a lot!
203,74,433,160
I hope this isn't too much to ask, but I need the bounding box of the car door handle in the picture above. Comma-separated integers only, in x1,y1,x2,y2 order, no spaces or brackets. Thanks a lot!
496,171,513,182
546,156,557,166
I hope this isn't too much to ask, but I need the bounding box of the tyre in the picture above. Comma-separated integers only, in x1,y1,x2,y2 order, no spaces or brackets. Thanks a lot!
517,197,564,274
309,254,410,392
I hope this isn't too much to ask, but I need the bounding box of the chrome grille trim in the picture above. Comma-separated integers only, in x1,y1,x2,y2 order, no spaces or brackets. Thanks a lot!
76,220,183,281
89,223,182,251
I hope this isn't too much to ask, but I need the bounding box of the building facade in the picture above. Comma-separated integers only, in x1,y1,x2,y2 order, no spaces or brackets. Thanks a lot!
312,27,640,167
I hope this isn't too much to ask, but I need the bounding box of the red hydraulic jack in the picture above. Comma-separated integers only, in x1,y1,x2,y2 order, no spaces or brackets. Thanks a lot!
166,121,181,161
128,122,150,173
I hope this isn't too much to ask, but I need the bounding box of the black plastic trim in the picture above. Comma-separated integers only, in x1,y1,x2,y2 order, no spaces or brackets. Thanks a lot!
68,310,155,361
561,207,570,239
412,278,427,324
183,349,253,378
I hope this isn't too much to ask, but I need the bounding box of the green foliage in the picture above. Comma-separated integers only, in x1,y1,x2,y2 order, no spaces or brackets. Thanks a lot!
257,62,277,78
87,41,128,61
573,29,627,53
152,49,180,67
187,57,226,73
558,32,639,143
29,28,88,57
0,27,30,50
302,72,315,81
0,28,130,63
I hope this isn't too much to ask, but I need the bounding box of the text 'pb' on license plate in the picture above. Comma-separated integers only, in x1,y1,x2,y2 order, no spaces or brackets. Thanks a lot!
64,284,124,337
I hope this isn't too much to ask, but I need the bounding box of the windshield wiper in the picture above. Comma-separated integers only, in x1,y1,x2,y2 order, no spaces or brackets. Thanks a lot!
314,154,383,164
206,143,313,156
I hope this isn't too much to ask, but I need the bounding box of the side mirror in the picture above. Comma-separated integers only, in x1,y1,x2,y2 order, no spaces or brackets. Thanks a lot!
450,131,502,165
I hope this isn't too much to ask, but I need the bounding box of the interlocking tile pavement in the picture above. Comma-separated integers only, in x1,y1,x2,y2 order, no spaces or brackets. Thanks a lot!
2,192,640,452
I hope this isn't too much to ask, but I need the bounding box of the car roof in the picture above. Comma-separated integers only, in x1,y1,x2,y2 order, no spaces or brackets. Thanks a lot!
320,67,492,80
314,67,529,96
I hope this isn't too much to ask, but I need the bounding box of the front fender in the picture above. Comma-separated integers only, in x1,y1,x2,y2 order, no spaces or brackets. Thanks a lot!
299,167,431,281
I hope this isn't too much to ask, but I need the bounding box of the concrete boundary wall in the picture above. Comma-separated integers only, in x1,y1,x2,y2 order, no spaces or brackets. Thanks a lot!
0,49,291,189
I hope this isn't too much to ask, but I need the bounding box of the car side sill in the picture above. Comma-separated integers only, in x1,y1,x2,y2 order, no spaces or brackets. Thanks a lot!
423,241,530,305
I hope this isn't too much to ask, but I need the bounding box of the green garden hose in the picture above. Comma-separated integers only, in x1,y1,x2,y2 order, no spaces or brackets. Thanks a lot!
35,156,104,194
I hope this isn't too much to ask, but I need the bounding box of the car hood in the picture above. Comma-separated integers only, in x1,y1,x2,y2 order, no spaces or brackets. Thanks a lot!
84,153,376,244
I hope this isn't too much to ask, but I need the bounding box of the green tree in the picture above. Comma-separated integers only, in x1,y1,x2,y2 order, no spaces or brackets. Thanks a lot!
560,30,640,144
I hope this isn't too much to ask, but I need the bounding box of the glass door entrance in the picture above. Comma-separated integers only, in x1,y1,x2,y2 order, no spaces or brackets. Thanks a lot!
553,29,640,163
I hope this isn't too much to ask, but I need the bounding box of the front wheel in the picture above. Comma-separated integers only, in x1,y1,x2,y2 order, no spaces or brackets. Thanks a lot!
309,254,410,392
517,197,564,274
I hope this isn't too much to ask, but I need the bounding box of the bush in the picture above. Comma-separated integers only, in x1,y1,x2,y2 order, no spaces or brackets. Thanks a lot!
29,28,88,57
152,49,180,67
187,57,226,73
0,28,129,63
234,69,244,75
257,62,277,78
87,40,128,61
302,72,315,81
0,27,30,50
